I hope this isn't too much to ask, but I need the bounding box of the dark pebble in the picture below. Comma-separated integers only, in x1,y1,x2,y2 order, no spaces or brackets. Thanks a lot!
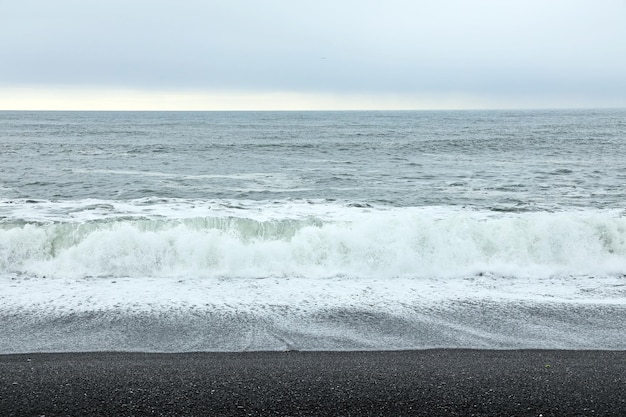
0,349,624,416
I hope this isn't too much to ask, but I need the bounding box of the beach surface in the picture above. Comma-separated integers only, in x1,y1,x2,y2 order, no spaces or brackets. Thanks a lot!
1,350,625,416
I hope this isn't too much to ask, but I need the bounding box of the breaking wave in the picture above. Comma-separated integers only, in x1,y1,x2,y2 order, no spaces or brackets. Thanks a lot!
2,199,625,280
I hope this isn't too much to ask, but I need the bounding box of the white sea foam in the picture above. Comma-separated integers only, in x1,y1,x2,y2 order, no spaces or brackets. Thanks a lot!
1,199,625,280
71,169,307,192
2,273,625,352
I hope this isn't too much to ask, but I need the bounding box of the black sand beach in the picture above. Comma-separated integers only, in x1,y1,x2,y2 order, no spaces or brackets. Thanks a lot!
1,350,625,416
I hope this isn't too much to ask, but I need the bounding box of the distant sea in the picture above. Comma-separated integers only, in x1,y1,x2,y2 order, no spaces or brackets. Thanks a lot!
1,110,625,352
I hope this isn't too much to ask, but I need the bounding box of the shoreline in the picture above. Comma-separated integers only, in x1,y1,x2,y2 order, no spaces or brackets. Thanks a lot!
2,349,625,416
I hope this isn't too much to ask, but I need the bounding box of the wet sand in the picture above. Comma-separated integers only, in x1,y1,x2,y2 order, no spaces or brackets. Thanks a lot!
1,350,625,416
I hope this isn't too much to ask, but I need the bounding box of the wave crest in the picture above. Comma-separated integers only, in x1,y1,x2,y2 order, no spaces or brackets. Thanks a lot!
2,205,625,279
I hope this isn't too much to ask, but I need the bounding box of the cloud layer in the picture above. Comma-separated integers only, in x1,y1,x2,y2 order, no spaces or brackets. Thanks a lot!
2,0,625,109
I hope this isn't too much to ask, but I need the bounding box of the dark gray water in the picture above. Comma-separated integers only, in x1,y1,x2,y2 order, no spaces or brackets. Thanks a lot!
1,110,625,352
2,110,625,210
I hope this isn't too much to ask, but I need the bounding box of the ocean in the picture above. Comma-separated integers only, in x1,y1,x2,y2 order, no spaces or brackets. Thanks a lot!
1,110,625,352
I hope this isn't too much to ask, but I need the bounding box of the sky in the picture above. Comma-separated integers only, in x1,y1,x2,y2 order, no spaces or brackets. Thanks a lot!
1,0,625,110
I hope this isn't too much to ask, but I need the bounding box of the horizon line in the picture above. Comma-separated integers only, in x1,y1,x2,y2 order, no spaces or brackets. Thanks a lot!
1,107,624,112
1,87,624,112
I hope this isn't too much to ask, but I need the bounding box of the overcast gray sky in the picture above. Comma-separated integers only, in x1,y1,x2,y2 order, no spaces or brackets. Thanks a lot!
1,0,625,110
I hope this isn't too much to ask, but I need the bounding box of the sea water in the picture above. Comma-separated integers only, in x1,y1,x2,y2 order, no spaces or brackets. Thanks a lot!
1,110,625,352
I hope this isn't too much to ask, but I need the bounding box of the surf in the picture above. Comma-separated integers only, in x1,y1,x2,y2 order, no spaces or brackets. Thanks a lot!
2,199,625,280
